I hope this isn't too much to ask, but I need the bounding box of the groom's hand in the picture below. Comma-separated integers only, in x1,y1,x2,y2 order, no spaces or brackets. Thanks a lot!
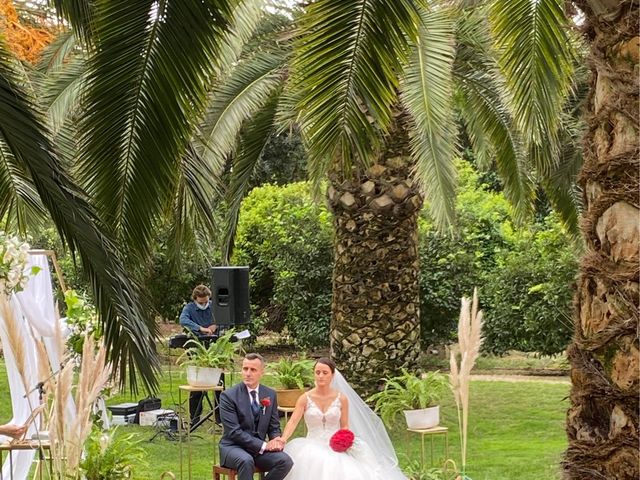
265,437,285,451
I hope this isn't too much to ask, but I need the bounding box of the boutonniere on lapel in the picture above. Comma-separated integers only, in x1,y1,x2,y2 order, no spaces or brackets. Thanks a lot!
260,397,271,415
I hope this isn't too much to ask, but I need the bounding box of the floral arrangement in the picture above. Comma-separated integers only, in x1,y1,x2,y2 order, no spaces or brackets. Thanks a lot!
0,232,38,296
260,397,271,414
329,429,354,453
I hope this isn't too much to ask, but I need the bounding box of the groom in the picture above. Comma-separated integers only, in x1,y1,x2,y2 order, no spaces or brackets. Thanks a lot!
219,353,293,480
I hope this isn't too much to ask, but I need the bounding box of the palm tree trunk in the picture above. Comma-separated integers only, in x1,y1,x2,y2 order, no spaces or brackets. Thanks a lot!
564,2,639,478
327,113,423,396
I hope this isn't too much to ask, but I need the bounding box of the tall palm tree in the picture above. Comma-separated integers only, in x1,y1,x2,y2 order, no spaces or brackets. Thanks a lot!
292,0,638,477
181,2,584,399
291,0,581,394
562,2,639,478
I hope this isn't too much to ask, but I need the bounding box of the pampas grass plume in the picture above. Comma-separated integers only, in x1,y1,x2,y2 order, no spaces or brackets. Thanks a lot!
449,288,484,474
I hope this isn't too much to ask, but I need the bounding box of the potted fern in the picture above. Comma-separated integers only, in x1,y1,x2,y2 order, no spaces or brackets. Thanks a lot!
270,357,314,408
368,370,448,429
178,330,240,387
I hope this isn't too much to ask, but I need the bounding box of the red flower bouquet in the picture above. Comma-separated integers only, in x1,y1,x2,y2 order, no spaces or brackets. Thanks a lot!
329,429,355,453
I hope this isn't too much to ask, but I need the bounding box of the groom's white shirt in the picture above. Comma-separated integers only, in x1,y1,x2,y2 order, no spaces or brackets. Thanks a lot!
246,384,267,454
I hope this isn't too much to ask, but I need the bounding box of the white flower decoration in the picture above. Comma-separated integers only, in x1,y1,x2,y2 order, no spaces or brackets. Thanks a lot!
0,232,37,296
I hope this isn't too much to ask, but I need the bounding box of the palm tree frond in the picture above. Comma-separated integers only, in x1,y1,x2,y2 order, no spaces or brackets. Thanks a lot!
216,0,268,75
36,30,79,73
52,0,95,45
293,0,423,178
403,7,458,231
0,142,45,233
197,51,285,183
456,74,535,222
77,0,237,260
40,55,87,133
223,95,279,263
454,11,534,220
490,0,575,173
0,39,159,392
164,144,222,264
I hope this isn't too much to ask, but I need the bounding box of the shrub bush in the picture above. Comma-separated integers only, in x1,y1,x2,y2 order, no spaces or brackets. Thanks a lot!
419,162,511,344
233,182,333,347
482,216,580,355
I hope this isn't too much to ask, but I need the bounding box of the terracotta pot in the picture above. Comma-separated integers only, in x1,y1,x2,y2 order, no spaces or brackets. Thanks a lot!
275,388,306,408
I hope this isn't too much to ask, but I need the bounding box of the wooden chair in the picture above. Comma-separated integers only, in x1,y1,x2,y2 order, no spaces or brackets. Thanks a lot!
213,465,265,480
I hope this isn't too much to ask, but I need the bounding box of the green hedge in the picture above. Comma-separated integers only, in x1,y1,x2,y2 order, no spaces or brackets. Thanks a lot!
418,163,511,343
481,218,578,355
232,182,333,347
232,164,579,355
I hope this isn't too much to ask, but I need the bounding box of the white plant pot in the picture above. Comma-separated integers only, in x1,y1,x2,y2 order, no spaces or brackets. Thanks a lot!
186,366,222,387
404,405,440,429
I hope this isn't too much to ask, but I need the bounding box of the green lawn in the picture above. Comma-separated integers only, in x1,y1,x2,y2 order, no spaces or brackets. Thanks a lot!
0,361,569,479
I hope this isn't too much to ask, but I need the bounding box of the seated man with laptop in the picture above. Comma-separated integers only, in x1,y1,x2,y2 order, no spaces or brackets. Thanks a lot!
179,284,222,427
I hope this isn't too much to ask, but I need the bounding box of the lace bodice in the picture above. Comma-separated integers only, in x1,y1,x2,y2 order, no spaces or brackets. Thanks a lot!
304,393,341,440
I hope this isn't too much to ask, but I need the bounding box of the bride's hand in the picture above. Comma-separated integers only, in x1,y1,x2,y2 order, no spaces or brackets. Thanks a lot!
266,437,285,451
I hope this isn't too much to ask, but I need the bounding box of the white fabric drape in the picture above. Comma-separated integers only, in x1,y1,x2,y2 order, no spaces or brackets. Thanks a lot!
16,255,76,423
0,254,73,480
0,296,41,480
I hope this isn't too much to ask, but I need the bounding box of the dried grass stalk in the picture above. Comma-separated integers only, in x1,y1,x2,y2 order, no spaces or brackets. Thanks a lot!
47,333,111,479
33,334,52,427
0,295,29,396
65,335,111,473
449,288,483,473
49,360,73,476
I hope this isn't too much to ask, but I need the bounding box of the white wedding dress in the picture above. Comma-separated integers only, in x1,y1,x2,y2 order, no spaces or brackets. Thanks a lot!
283,393,387,479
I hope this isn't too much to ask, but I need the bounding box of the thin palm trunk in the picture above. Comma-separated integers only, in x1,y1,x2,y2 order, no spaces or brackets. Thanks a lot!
564,2,639,478
328,112,423,395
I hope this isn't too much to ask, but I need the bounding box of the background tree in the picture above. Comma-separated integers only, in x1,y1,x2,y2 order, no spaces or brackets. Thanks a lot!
291,0,578,394
562,2,639,478
0,0,259,390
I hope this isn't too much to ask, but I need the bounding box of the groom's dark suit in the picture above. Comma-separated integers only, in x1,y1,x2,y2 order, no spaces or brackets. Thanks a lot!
219,383,293,480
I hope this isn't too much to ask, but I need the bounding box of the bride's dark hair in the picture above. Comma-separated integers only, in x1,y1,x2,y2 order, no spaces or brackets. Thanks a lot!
314,357,336,373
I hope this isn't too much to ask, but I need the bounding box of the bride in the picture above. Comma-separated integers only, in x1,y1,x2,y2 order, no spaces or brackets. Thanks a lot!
280,358,406,479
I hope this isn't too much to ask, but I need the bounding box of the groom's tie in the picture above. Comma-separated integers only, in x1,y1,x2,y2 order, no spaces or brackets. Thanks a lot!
250,390,260,419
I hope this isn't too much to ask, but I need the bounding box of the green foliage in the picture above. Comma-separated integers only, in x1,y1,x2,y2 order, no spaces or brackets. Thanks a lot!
231,165,578,354
402,460,457,480
419,162,511,343
269,356,314,389
233,182,333,348
251,130,307,187
482,217,579,355
178,330,241,370
368,370,449,427
64,289,102,355
79,427,147,480
419,161,578,355
143,223,216,322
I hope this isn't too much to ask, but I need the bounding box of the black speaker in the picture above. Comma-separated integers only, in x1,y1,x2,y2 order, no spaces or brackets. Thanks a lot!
210,266,251,325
